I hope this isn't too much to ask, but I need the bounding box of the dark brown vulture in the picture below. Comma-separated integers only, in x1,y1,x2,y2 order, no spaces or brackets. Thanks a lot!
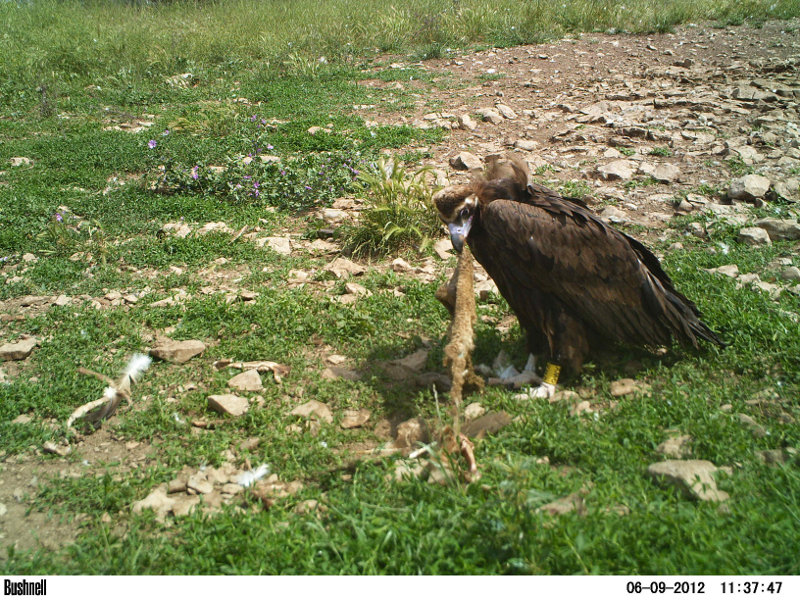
433,155,723,395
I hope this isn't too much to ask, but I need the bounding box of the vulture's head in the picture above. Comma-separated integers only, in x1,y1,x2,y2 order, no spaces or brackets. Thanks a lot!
433,184,477,253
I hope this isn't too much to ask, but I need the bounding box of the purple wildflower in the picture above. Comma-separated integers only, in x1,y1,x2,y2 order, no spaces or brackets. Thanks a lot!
191,165,199,180
55,213,63,222
162,129,170,136
266,144,274,150
148,140,157,149
250,114,258,122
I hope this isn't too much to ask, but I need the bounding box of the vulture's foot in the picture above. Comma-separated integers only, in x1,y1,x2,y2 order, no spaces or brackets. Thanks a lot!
526,382,556,399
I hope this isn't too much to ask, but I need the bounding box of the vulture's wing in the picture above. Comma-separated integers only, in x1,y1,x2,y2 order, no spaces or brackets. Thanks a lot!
479,196,721,348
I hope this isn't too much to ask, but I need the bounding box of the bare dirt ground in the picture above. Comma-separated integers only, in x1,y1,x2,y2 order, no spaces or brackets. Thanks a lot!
2,19,799,561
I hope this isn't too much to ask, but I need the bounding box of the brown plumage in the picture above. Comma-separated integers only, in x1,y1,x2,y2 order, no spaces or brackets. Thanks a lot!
433,155,724,376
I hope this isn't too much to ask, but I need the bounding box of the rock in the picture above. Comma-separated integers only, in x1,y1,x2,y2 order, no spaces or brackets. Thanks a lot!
161,222,192,238
727,174,771,203
11,414,32,424
464,402,485,421
569,400,594,417
737,413,767,438
344,282,370,297
320,208,348,225
208,394,249,417
132,485,174,521
391,257,413,273
321,366,361,381
324,257,365,279
476,107,503,125
757,448,794,465
537,492,586,516
495,104,517,119
340,409,371,429
258,236,292,255
290,400,333,424
597,206,628,224
737,227,771,246
197,222,233,235
395,418,429,448
656,435,693,459
150,339,205,364
597,160,636,180
10,156,33,167
461,411,512,439
458,114,478,131
227,369,263,392
0,336,38,361
773,179,799,202
779,266,800,282
514,139,538,151
705,264,739,278
391,460,427,482
42,441,71,457
610,378,650,397
433,238,454,260
187,475,214,495
652,164,681,183
449,152,482,171
647,460,730,502
754,218,800,241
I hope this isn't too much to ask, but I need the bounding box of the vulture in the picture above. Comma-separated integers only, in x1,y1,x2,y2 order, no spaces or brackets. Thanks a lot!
433,155,724,396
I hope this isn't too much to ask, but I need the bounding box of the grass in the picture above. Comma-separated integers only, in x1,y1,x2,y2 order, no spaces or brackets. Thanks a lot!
1,0,800,577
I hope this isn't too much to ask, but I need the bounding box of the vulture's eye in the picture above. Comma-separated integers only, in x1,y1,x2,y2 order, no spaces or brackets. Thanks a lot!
459,208,470,219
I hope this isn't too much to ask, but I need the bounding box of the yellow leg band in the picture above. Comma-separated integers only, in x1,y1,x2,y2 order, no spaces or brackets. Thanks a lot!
543,363,561,386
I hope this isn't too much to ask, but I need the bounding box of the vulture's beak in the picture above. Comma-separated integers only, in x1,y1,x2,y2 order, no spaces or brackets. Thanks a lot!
448,216,472,253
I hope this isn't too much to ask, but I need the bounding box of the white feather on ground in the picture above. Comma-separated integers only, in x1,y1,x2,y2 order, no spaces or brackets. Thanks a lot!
237,464,271,487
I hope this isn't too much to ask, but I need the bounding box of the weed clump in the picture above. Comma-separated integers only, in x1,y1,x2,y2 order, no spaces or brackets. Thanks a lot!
340,159,442,256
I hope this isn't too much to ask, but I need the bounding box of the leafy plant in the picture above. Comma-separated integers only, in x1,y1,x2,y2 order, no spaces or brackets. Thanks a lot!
649,146,672,157
340,159,441,256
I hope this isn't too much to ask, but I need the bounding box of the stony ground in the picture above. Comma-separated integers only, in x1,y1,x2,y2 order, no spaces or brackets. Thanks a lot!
2,19,799,561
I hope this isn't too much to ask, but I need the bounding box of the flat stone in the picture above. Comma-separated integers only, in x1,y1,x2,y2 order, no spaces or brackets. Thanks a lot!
227,369,263,392
647,460,730,502
537,492,586,516
449,152,482,171
495,104,517,119
514,139,538,151
208,394,249,417
290,400,333,424
610,378,649,397
656,435,693,459
728,174,771,203
340,409,371,429
10,157,33,167
150,339,206,364
705,264,739,278
258,236,292,255
737,227,771,246
196,222,233,235
187,475,214,495
779,266,800,282
652,163,681,183
754,218,800,241
597,160,636,180
737,413,767,438
132,485,175,521
0,337,38,361
323,257,365,278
